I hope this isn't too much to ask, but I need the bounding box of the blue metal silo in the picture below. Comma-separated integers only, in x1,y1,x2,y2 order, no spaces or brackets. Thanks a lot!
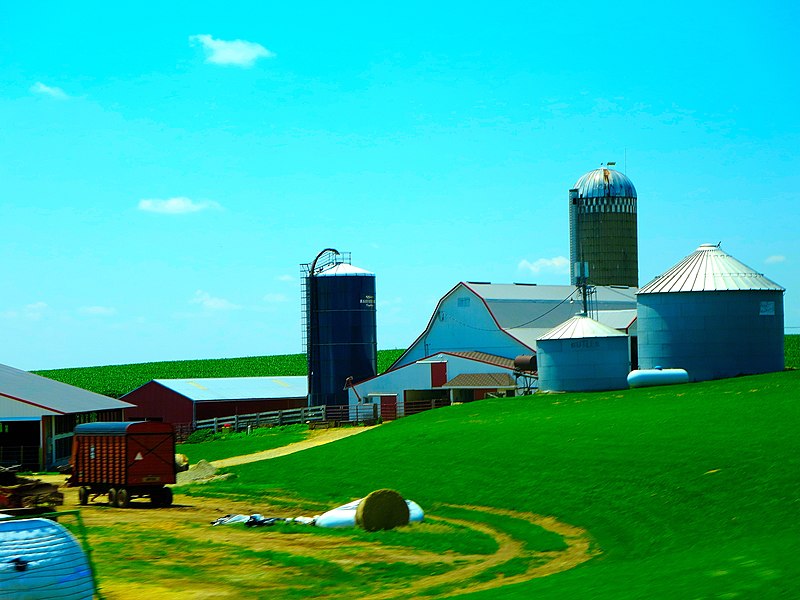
637,244,785,382
302,250,377,407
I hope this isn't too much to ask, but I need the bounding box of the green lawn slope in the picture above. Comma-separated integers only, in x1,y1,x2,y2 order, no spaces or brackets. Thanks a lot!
190,369,800,599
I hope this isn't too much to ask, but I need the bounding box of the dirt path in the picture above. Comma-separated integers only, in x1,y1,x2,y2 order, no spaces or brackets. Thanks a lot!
209,426,373,468
36,430,597,598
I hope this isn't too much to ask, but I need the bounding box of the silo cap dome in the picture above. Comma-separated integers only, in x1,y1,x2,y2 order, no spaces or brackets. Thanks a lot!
316,262,373,276
638,243,784,293
573,168,637,199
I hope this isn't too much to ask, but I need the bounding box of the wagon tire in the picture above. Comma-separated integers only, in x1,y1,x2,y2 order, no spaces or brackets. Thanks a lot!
78,486,89,505
108,488,117,506
115,488,130,508
162,487,173,507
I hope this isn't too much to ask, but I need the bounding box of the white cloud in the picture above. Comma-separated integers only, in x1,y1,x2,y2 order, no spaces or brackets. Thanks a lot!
264,293,289,303
1,301,49,321
765,255,786,264
31,82,69,99
518,256,570,275
276,274,294,282
191,290,240,311
79,306,117,316
190,34,275,67
138,197,221,214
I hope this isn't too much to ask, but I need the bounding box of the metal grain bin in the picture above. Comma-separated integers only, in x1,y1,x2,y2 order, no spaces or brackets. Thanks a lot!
637,244,785,382
537,315,630,392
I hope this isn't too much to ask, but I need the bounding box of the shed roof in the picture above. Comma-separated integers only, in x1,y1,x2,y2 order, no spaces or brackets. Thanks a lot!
442,373,516,388
0,363,133,417
538,315,626,341
152,376,308,402
638,244,784,294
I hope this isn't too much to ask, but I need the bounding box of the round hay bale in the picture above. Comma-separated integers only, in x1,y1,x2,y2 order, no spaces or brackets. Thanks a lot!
355,489,410,532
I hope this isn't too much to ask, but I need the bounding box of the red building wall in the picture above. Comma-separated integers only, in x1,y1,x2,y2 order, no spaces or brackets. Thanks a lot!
122,382,307,426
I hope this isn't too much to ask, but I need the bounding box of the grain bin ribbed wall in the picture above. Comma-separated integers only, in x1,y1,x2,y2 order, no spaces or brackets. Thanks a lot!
536,316,630,392
307,262,377,407
637,244,785,382
569,167,638,287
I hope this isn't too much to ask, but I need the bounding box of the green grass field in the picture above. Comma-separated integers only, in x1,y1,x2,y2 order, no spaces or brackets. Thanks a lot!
176,424,308,463
33,349,405,398
183,369,800,598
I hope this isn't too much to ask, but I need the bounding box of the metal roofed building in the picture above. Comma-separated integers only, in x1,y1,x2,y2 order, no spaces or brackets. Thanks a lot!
637,243,785,382
0,363,133,470
389,282,638,371
537,315,630,392
122,376,309,428
347,351,519,419
569,167,638,287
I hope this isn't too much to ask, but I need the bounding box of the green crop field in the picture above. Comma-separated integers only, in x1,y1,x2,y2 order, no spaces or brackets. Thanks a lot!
178,368,800,599
33,349,405,398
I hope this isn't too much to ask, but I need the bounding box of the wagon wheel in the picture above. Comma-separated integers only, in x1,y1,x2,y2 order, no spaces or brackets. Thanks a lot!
78,486,89,505
115,487,130,508
108,488,117,506
161,487,173,507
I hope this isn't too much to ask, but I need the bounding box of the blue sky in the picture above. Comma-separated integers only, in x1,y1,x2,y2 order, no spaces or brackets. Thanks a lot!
1,1,798,370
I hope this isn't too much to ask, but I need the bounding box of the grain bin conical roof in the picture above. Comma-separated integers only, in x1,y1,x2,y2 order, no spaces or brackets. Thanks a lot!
537,315,626,341
638,244,784,294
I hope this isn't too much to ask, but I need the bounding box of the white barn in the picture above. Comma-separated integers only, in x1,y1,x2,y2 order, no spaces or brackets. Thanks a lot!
348,351,518,419
390,282,638,370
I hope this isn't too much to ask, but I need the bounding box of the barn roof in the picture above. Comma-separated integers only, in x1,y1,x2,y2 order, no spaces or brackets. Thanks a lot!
152,376,308,402
0,363,133,417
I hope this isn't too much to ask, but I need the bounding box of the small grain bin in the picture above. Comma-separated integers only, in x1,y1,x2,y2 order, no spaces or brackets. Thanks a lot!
537,315,630,392
637,243,785,382
0,517,95,598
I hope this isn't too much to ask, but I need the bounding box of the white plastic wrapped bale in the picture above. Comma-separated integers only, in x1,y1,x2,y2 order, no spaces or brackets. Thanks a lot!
0,518,95,599
316,498,424,528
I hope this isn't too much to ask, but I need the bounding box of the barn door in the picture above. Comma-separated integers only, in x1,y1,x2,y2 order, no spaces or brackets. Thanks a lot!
380,395,397,421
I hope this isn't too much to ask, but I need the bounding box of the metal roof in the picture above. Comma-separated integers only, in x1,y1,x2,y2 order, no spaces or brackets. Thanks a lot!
446,351,516,370
316,263,373,277
0,363,133,415
595,309,637,332
442,373,516,388
638,244,785,294
153,376,308,402
538,315,626,341
465,283,637,329
573,168,637,199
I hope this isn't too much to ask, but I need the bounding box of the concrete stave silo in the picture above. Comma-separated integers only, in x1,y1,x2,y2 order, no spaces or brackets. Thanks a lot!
537,315,631,392
569,167,638,287
303,252,377,407
636,243,785,382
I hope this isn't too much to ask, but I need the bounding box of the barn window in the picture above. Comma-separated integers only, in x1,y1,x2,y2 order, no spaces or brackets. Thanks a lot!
457,297,470,308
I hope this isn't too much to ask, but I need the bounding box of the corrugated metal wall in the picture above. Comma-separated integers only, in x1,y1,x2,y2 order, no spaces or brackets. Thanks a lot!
637,290,784,381
538,336,630,392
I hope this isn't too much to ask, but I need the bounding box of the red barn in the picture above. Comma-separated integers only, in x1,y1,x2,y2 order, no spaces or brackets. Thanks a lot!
122,376,308,428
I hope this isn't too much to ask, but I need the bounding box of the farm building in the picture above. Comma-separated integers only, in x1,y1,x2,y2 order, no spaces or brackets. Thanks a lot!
637,243,785,382
390,282,638,371
0,363,133,471
347,351,521,419
122,376,308,429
